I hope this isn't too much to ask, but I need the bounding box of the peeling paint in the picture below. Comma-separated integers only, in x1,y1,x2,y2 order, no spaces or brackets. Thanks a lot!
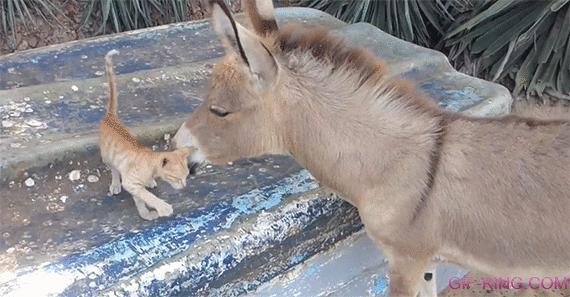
370,274,389,296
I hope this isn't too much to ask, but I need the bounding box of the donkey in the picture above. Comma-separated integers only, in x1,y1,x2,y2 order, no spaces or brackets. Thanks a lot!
173,0,570,296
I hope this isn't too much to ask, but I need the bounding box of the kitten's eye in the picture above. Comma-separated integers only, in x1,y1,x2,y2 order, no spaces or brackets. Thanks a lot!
209,105,230,118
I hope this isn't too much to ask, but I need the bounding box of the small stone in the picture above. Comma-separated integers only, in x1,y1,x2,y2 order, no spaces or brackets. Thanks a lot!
94,71,104,76
7,67,15,74
24,108,33,113
88,281,96,288
24,178,35,187
60,195,68,203
25,119,43,127
89,105,98,109
2,120,15,128
71,85,79,92
81,55,88,59
68,170,81,181
164,133,170,141
23,97,30,101
227,161,233,166
44,100,51,104
9,111,20,117
6,247,15,254
131,77,141,83
87,175,99,183
10,143,21,148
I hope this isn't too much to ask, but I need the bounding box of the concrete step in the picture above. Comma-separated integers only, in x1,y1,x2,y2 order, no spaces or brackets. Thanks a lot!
0,6,512,297
252,232,466,297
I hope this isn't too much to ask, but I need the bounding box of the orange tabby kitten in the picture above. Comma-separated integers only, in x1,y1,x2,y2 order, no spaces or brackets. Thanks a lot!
99,50,193,220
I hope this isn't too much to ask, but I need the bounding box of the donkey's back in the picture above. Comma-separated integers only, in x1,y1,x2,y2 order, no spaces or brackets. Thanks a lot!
435,113,570,275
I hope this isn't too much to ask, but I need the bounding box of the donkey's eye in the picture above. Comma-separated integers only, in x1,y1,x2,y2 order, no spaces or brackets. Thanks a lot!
209,105,230,118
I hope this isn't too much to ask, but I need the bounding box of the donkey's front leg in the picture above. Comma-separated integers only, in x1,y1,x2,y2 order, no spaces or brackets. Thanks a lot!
419,264,437,297
386,252,431,297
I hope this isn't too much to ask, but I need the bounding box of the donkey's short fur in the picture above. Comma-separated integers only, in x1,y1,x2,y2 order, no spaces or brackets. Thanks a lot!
174,1,570,296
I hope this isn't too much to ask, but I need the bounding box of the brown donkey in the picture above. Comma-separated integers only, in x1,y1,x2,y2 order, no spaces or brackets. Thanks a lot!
173,0,570,296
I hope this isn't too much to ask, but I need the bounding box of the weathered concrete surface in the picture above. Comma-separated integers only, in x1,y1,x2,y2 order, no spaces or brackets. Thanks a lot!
252,232,466,297
0,6,512,297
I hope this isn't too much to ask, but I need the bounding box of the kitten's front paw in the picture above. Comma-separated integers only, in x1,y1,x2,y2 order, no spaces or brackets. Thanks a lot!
147,179,158,188
109,183,122,195
139,209,160,221
153,201,174,217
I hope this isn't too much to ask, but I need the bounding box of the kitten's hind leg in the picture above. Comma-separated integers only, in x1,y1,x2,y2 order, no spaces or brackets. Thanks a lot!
133,196,159,220
122,179,173,218
109,167,122,195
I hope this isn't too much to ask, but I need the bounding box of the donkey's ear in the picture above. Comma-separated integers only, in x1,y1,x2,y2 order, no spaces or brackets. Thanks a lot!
244,0,278,36
210,0,278,90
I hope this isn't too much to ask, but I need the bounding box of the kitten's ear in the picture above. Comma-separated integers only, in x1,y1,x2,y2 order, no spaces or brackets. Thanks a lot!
162,157,169,167
209,0,277,90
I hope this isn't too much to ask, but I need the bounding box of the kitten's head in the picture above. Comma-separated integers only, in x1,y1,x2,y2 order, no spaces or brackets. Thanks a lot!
156,147,194,189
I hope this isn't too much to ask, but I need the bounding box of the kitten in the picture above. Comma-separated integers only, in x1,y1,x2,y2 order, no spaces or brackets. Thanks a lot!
99,50,193,220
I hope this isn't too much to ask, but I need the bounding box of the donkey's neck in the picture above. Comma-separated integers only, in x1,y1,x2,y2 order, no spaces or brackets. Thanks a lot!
280,68,443,207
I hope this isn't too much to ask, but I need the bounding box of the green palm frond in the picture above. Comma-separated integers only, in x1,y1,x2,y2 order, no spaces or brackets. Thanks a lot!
83,0,214,34
292,0,476,47
0,0,64,47
447,0,570,99
297,0,570,100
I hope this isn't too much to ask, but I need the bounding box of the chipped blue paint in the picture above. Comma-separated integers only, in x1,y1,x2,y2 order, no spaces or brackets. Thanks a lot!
371,274,389,296
0,170,321,297
232,170,317,215
0,21,222,90
106,196,358,297
305,265,320,277
288,254,307,266
420,82,482,112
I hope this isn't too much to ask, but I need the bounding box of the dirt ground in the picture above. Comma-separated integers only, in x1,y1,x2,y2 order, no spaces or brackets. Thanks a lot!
441,271,570,297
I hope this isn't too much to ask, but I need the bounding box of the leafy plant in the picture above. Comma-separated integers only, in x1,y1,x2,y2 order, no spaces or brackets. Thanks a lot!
291,0,474,47
294,0,570,100
82,0,220,34
0,0,64,46
446,0,570,99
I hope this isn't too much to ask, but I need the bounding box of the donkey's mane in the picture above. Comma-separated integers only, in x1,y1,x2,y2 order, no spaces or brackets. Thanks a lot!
273,24,441,116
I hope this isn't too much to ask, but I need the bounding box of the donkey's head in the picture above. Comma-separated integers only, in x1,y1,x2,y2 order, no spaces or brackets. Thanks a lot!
173,0,285,165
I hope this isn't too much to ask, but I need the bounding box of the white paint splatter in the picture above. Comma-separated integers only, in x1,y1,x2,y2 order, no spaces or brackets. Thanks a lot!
2,120,15,127
25,119,43,127
24,178,35,187
68,170,81,181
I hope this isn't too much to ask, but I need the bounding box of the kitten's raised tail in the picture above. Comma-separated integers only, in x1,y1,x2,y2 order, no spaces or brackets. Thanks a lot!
105,50,120,116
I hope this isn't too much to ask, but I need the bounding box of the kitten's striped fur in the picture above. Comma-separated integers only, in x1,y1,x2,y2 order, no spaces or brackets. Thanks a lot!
99,50,193,220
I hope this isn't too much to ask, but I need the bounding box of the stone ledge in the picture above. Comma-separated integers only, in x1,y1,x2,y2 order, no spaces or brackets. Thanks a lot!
0,7,512,297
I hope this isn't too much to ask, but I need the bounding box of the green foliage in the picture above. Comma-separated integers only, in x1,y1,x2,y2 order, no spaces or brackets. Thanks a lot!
447,0,570,99
292,0,460,47
83,0,209,34
0,0,64,44
295,0,570,99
